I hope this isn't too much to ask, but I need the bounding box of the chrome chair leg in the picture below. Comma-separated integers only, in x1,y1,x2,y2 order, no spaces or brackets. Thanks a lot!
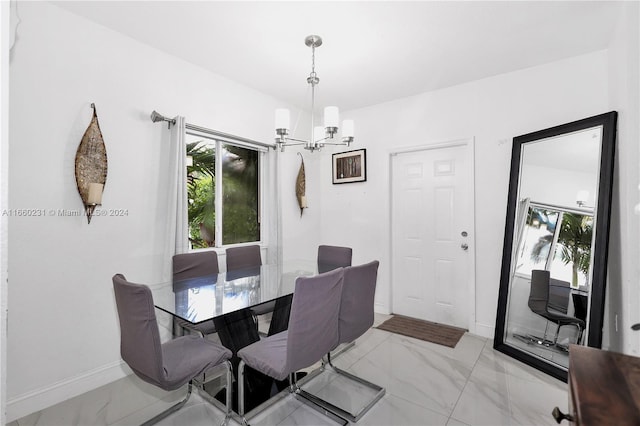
191,360,234,426
141,382,193,426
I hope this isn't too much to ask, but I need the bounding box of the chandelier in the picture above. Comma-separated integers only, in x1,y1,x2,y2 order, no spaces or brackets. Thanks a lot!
275,35,355,152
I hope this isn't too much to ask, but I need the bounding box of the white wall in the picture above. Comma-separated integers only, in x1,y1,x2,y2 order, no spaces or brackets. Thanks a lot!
6,2,319,420
1,1,10,423
605,1,640,355
319,51,611,338
519,164,598,211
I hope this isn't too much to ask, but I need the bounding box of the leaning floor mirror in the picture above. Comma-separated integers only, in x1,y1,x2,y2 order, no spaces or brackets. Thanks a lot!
494,111,617,381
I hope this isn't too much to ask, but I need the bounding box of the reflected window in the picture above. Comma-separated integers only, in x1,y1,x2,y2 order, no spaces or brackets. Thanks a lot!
516,204,592,288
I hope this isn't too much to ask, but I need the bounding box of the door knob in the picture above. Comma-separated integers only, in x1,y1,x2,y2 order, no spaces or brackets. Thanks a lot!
460,243,469,251
552,407,574,423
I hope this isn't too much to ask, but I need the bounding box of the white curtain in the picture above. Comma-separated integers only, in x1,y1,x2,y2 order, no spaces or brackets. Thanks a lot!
511,197,531,275
167,116,189,255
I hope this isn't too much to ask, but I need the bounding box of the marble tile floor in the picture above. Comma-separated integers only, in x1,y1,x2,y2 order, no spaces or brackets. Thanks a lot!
10,314,568,426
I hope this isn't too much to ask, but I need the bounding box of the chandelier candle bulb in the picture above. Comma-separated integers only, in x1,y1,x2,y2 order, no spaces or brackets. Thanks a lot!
324,106,339,130
576,190,590,207
314,126,325,147
342,120,355,138
275,108,290,132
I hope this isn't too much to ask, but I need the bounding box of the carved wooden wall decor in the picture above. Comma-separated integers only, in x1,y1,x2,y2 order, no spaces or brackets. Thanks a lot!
75,103,108,223
296,152,307,216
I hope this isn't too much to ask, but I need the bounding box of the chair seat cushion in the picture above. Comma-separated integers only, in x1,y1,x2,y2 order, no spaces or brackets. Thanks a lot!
545,309,586,328
238,331,289,381
161,335,231,390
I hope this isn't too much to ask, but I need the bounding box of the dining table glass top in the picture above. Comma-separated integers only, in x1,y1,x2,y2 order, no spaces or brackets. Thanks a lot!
152,261,316,326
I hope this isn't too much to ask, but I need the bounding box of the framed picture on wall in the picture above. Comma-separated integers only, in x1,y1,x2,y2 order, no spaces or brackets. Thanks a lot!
332,149,367,184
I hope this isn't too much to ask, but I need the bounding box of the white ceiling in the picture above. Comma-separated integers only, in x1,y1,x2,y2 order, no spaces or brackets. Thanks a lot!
52,1,623,112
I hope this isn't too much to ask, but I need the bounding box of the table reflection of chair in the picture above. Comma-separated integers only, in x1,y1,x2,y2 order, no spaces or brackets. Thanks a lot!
528,269,585,348
112,274,232,425
226,246,271,331
213,308,276,414
172,252,219,336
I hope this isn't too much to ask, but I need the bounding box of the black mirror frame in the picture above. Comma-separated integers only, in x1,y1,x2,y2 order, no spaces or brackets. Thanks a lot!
493,111,617,382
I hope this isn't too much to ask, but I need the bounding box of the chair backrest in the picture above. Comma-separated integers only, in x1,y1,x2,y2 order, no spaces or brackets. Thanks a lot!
226,245,262,272
528,269,550,315
286,268,344,373
317,245,353,274
112,274,164,387
338,260,380,345
172,251,219,281
548,277,570,314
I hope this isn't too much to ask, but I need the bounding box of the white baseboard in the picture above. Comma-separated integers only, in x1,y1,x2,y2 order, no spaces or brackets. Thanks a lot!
374,302,390,315
474,322,495,340
7,360,130,422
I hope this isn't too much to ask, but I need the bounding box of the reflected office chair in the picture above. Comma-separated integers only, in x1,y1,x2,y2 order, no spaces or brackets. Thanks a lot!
298,260,384,422
112,274,233,426
237,268,346,426
172,251,219,336
317,245,353,274
528,269,585,347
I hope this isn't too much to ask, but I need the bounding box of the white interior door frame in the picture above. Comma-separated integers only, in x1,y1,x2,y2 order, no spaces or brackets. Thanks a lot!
388,138,477,334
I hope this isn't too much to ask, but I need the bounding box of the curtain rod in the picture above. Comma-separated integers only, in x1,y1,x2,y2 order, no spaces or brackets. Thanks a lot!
185,123,275,150
150,110,275,150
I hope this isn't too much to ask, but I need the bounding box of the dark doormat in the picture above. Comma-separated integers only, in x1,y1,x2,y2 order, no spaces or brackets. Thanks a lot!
376,315,466,348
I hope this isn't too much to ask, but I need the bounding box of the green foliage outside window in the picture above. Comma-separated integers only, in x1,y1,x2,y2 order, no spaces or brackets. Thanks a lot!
186,140,260,248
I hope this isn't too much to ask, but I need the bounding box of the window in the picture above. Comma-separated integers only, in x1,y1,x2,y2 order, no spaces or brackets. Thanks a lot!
185,131,262,249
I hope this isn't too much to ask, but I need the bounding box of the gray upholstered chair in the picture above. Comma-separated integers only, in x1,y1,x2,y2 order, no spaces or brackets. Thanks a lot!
236,268,346,425
298,260,384,422
172,251,219,336
173,251,219,280
225,245,262,272
112,274,233,425
317,245,352,274
267,245,351,337
528,269,585,346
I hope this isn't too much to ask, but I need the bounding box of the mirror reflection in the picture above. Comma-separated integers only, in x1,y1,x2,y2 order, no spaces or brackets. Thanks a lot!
494,112,617,381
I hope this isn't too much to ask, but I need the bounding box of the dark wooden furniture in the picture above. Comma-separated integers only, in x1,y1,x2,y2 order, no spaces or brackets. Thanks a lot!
553,345,640,424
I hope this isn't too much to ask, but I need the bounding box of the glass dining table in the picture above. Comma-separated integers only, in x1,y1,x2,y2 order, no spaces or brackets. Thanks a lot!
151,261,317,332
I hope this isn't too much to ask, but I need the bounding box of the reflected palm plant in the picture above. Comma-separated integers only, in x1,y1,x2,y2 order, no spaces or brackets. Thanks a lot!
530,212,592,287
558,213,593,287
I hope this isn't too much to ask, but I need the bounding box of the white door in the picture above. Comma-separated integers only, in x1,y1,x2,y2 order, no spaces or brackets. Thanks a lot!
391,142,474,329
